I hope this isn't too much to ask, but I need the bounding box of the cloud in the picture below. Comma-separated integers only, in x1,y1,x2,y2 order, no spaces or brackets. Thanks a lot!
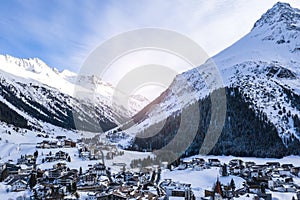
69,0,300,72
1,0,300,74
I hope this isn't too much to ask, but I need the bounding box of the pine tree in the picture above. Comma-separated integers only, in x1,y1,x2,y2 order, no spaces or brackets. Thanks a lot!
71,182,77,193
221,164,228,176
28,174,37,189
74,192,80,199
261,184,266,193
230,179,236,191
67,184,72,193
34,150,38,158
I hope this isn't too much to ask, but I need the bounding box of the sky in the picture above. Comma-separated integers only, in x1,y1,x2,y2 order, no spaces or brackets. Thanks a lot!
0,0,300,77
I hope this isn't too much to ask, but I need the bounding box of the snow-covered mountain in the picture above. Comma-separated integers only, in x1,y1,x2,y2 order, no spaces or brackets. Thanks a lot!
110,2,300,158
0,54,149,132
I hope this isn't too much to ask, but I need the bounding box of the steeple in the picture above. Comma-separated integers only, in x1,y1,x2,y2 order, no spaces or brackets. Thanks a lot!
214,176,223,198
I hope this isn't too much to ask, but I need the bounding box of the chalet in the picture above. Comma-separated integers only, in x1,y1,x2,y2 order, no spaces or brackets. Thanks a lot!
106,152,114,160
291,167,300,176
64,194,78,200
169,185,193,199
36,169,44,180
0,163,21,181
55,151,69,160
16,157,25,165
281,164,294,170
285,185,297,192
36,133,47,138
59,186,67,195
4,174,27,185
124,174,139,186
233,166,242,175
10,179,27,192
49,168,63,179
87,192,116,200
80,151,91,160
123,176,136,186
161,161,168,169
37,140,58,149
18,165,34,175
54,162,67,169
204,178,223,200
56,136,67,140
32,184,52,198
90,149,103,160
161,179,194,200
272,184,296,192
115,173,124,183
113,186,132,199
193,164,203,171
208,159,221,166
124,171,134,183
251,165,268,177
193,158,205,165
229,159,243,167
17,155,36,166
278,168,291,176
177,162,188,170
45,155,56,162
87,192,97,200
297,191,300,200
246,182,261,194
181,159,193,167
90,163,106,176
57,174,75,186
50,141,58,148
245,161,256,168
204,190,215,199
266,162,280,168
269,174,294,191
268,179,275,190
256,193,272,200
250,170,259,178
80,174,96,186
64,139,76,148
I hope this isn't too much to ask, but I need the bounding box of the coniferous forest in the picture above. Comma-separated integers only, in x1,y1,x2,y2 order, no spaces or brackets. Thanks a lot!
129,87,300,159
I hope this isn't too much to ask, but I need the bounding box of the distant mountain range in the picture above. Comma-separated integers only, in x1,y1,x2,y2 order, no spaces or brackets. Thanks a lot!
108,2,300,158
0,54,149,132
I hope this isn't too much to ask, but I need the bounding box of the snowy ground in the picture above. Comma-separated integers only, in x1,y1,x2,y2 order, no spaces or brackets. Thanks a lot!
179,155,300,199
162,167,245,199
1,124,300,199
183,154,300,166
36,148,152,173
0,183,31,200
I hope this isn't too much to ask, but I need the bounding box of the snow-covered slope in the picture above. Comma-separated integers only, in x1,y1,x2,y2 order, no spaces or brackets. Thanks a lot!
0,54,149,132
112,2,300,153
212,1,300,144
0,55,148,116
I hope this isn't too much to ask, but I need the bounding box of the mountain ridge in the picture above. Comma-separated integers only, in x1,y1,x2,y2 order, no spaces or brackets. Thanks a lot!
108,2,300,158
0,54,150,133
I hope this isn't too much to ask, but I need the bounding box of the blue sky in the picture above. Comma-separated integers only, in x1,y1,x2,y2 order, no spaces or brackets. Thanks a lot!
1,0,300,73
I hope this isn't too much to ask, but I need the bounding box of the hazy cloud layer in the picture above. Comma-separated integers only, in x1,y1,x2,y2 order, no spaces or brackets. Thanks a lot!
0,0,299,73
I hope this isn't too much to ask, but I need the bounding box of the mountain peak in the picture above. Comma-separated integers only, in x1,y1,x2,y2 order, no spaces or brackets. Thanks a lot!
0,54,52,74
272,2,292,9
252,2,299,30
247,2,300,52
